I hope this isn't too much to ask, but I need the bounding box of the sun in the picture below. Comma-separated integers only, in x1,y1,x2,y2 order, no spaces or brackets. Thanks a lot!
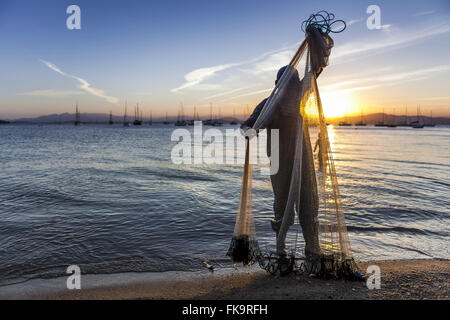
320,91,356,118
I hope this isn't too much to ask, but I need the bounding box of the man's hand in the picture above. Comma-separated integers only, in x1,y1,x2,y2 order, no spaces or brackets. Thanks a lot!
240,124,251,136
240,124,257,139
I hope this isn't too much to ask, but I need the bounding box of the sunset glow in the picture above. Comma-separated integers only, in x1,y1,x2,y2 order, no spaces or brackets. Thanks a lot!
1,1,449,120
321,91,356,119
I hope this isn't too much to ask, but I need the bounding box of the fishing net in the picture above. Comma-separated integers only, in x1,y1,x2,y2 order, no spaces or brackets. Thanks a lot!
226,137,261,265
228,12,362,280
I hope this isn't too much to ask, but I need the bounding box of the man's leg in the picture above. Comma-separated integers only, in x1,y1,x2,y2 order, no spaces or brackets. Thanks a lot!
270,166,290,236
298,134,321,257
269,118,297,255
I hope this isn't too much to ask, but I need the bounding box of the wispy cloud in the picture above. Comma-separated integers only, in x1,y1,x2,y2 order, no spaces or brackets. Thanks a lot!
347,18,363,26
332,22,450,62
200,85,257,101
21,89,85,97
171,20,450,101
171,63,238,92
379,24,392,30
40,59,118,104
170,44,295,93
331,18,363,32
219,88,272,102
244,49,293,75
322,64,450,94
412,10,435,17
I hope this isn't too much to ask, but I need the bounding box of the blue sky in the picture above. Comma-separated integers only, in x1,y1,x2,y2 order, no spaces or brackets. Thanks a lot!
1,0,450,119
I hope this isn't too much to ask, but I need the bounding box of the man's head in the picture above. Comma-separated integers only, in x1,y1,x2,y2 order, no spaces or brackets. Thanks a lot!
275,65,288,85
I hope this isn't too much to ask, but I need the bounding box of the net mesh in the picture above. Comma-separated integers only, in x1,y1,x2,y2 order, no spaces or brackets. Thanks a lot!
227,21,361,280
227,138,261,265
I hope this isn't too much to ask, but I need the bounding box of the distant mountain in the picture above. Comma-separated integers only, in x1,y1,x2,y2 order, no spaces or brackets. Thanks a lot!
13,113,126,124
327,113,450,125
7,112,450,125
218,116,241,123
10,113,245,124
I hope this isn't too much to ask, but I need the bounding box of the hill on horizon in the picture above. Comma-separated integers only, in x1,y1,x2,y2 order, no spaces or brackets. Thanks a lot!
3,112,450,125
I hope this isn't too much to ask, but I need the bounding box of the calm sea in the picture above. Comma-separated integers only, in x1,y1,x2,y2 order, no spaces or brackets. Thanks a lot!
0,123,449,286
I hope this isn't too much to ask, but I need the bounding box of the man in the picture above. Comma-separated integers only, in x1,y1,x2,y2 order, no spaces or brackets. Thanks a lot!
241,66,321,275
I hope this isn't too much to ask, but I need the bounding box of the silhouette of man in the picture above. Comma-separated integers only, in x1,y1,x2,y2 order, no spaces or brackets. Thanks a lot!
241,66,320,274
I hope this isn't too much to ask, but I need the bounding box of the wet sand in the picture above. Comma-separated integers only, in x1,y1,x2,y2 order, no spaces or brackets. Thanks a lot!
23,259,448,300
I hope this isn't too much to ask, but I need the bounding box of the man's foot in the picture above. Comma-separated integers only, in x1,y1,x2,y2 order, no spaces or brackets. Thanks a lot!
277,255,293,276
304,253,321,276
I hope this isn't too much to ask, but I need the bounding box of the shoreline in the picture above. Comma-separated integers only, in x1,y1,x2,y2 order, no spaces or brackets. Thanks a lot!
1,258,448,300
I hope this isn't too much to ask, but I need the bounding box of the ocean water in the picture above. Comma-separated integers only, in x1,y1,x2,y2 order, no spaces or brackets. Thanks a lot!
0,123,449,286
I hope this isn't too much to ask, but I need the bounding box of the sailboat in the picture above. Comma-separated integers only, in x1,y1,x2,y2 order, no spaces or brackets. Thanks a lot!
163,112,170,124
175,103,187,126
196,109,201,123
187,106,196,126
397,105,409,127
424,110,435,127
74,103,82,126
338,112,351,126
230,108,238,125
204,102,214,126
375,109,385,127
355,110,366,126
410,105,424,129
148,111,153,125
213,107,223,126
108,111,114,125
385,108,397,127
133,103,143,125
123,102,130,126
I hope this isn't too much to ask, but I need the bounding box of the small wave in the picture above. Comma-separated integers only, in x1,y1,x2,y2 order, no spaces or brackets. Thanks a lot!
380,158,450,169
347,225,448,237
127,166,218,182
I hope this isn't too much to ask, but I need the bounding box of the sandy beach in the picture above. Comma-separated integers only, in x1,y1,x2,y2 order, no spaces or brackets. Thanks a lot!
19,259,447,300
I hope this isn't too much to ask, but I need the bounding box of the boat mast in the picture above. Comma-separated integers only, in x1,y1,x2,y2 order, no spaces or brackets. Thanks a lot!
417,105,420,123
405,105,408,125
124,101,127,123
181,103,185,122
210,102,213,121
75,102,81,125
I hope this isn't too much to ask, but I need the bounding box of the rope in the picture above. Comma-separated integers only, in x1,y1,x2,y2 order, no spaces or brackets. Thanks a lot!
301,10,346,35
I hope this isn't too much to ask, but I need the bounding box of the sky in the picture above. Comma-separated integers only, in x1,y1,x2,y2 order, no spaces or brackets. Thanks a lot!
1,0,450,119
